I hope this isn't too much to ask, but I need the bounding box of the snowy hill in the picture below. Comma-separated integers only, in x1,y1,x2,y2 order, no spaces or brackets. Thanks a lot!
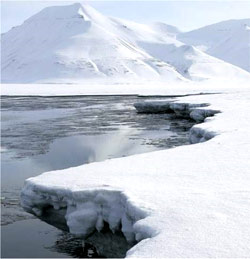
1,3,182,83
178,19,250,72
1,3,250,83
150,22,181,37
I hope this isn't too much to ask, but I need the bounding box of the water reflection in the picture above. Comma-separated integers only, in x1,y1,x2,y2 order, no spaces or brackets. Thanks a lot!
1,96,193,161
1,95,195,258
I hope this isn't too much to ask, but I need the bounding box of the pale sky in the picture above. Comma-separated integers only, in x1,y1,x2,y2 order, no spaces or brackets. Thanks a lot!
1,1,250,33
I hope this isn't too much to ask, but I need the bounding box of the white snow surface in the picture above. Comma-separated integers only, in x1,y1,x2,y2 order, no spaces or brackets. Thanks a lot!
21,88,250,257
1,76,250,96
178,19,250,72
1,3,250,83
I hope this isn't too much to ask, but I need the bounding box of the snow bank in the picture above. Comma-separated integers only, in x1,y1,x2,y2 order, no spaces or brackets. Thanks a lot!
21,185,149,244
134,100,217,121
21,90,250,257
134,101,173,113
134,100,220,143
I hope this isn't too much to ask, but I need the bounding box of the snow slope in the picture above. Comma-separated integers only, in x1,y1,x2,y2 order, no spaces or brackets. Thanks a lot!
1,3,250,83
149,22,180,38
178,19,250,72
21,89,250,257
0,3,183,83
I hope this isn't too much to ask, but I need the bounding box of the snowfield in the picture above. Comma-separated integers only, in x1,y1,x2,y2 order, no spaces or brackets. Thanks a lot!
1,77,250,96
21,88,250,257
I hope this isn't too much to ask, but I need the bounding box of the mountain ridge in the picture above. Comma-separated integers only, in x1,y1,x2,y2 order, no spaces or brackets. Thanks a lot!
177,18,250,72
1,3,250,83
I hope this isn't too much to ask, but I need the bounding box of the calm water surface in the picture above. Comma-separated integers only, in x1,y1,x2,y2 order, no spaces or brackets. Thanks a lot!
1,95,195,258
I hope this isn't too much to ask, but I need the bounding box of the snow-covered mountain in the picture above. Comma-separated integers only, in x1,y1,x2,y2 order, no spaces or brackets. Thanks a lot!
1,3,182,83
178,19,250,72
1,3,250,83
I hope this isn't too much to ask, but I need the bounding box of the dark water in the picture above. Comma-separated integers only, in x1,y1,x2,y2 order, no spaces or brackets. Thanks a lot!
1,95,195,258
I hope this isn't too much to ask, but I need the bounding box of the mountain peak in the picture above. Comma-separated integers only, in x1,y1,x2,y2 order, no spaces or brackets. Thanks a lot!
178,18,250,72
26,2,95,22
